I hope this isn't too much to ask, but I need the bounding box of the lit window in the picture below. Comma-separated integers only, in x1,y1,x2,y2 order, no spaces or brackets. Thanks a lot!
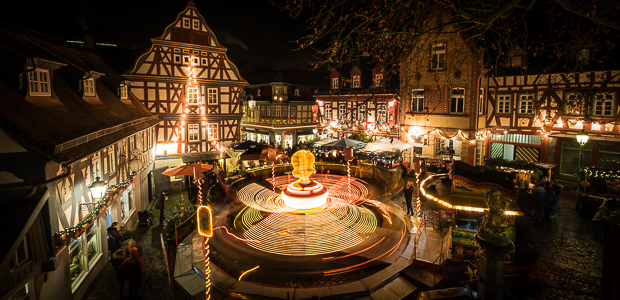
9,237,28,271
28,69,51,96
479,88,484,114
352,75,360,88
188,124,199,141
324,104,332,120
431,43,446,70
120,86,128,100
374,74,383,87
377,104,387,123
593,92,615,117
290,106,297,118
193,20,199,30
207,88,218,104
183,18,190,28
331,78,338,89
338,103,347,121
358,105,366,122
412,90,424,112
207,123,218,140
187,86,199,104
497,94,511,114
450,88,464,113
84,78,96,96
294,89,300,96
518,94,535,114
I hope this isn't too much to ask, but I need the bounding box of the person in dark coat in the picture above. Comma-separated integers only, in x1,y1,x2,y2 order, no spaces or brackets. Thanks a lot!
532,184,546,222
552,180,564,218
107,222,122,254
156,191,167,225
111,249,127,299
119,247,143,299
544,182,555,219
404,181,414,215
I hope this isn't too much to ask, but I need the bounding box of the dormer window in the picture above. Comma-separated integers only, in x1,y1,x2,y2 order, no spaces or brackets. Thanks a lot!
120,85,128,100
84,79,96,96
511,55,523,67
193,20,200,30
577,48,591,63
28,69,51,96
257,89,261,97
374,74,383,87
352,76,360,88
331,78,339,89
183,18,190,28
294,89,300,97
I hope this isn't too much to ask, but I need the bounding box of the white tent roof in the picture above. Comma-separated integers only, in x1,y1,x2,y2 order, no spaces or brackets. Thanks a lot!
361,137,412,152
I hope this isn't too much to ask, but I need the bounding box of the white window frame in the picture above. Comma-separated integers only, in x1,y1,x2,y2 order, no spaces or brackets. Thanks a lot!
120,86,128,100
352,76,360,88
192,57,199,66
193,20,200,30
324,104,332,121
183,56,190,65
377,104,387,124
183,18,190,28
275,105,282,118
479,88,485,114
207,88,218,105
450,88,465,113
187,86,199,104
108,146,115,173
592,92,616,117
84,78,96,96
174,55,181,63
207,123,219,140
201,58,207,66
290,106,297,118
188,124,199,142
331,78,339,89
358,104,367,122
431,43,446,70
338,103,347,121
496,94,511,114
28,69,51,96
375,74,383,87
412,89,424,112
518,94,535,114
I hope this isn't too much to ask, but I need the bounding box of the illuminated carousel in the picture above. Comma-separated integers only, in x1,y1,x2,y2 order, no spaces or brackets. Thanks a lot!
206,150,411,286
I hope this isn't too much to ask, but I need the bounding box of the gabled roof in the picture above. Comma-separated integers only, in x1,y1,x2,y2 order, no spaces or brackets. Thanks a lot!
0,24,158,162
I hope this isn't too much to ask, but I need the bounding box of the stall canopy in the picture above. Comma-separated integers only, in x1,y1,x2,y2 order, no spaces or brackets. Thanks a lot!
362,137,412,153
321,138,367,150
162,163,213,176
232,140,268,155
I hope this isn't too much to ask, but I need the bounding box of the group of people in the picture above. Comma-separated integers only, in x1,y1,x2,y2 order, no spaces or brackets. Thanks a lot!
107,222,146,299
529,178,564,221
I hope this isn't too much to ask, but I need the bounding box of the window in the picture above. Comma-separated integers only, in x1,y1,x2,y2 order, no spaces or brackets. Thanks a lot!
257,89,261,97
560,142,592,176
84,78,95,96
120,85,128,100
10,282,32,300
352,75,360,88
599,145,620,171
282,105,288,118
294,89,300,96
207,88,217,104
377,104,387,123
174,55,181,63
86,225,100,266
518,94,535,114
496,94,511,114
577,48,590,63
9,237,28,271
450,88,465,113
290,106,297,118
431,43,446,70
192,57,199,66
108,146,115,173
28,69,50,96
339,103,347,121
201,58,207,65
358,105,366,122
260,105,265,117
207,123,218,140
193,20,199,30
188,124,199,142
593,92,615,117
564,92,585,116
375,74,383,87
183,56,190,64
479,88,484,114
183,49,189,54
174,48,180,53
120,185,134,221
331,78,339,89
187,86,199,104
275,105,282,118
324,104,332,120
267,106,271,117
183,18,190,28
412,89,424,112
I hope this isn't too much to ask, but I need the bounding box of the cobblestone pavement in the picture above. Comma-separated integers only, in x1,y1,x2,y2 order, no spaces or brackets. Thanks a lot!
511,186,605,300
83,193,188,300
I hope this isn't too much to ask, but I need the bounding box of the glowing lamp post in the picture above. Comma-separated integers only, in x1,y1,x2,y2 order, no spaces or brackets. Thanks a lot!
575,129,589,210
88,177,107,201
197,205,213,299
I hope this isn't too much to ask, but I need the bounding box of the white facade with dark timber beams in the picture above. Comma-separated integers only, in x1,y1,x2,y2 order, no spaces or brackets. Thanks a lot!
124,1,247,159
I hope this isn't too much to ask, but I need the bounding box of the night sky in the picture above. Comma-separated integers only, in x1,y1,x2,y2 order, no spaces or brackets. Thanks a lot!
0,0,313,72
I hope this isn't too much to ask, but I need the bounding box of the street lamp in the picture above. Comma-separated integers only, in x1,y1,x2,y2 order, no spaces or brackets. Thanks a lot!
88,176,107,201
575,129,589,211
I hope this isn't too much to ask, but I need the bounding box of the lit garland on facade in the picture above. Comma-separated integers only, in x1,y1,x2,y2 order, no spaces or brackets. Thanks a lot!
56,172,136,236
584,167,620,179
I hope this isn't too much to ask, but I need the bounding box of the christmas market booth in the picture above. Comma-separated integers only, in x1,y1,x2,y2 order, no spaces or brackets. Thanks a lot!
579,167,620,219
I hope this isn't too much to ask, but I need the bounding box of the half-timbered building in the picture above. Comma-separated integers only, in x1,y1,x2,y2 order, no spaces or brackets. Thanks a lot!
315,64,399,139
0,25,158,300
124,1,247,166
485,70,620,176
242,71,321,147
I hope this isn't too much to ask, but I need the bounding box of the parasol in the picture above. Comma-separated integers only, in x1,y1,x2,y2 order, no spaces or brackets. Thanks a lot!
162,162,213,176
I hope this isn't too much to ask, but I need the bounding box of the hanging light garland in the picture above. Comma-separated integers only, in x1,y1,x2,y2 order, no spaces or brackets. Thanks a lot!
584,167,620,179
56,172,137,236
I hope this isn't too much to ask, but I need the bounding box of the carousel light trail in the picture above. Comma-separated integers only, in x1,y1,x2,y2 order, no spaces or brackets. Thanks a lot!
238,266,260,281
213,226,261,243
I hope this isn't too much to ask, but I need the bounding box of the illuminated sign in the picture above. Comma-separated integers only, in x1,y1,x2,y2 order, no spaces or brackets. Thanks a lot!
197,206,213,237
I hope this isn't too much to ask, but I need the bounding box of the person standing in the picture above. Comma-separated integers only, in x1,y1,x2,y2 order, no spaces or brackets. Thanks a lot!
551,180,564,218
544,182,555,219
119,247,143,299
532,184,546,222
107,222,122,255
156,191,167,225
404,181,414,215
110,249,127,299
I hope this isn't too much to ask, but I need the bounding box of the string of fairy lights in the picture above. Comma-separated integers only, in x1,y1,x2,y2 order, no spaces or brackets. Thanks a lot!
584,167,620,179
56,172,136,236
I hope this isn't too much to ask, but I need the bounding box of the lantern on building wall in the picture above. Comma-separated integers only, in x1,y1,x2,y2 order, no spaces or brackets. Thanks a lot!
88,177,107,201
